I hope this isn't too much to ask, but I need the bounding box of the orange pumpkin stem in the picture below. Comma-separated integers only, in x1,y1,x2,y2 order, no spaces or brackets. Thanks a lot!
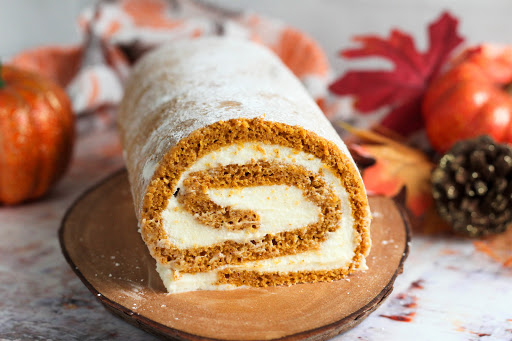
0,62,4,88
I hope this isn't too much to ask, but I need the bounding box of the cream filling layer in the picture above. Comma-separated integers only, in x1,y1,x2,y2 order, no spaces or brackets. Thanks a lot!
157,142,361,293
158,224,366,293
209,185,321,233
161,184,320,248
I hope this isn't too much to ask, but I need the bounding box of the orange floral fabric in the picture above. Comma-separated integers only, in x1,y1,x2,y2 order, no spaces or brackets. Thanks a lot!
10,0,331,116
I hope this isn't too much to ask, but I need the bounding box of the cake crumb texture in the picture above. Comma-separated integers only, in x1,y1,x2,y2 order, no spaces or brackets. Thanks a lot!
118,38,371,290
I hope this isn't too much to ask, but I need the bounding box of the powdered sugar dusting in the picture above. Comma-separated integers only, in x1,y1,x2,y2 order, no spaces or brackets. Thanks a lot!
119,38,359,217
142,160,158,181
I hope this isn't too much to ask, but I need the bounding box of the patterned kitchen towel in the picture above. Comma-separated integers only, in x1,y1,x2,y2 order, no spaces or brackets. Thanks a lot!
10,0,339,120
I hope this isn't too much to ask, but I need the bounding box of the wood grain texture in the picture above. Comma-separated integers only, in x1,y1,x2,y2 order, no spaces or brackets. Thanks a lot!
59,170,410,341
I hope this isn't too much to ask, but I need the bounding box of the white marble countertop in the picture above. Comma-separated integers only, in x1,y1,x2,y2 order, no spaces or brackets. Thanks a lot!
1,1,512,340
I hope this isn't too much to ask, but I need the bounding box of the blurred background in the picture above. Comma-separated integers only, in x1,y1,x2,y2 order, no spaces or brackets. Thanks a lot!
2,2,512,340
2,0,512,71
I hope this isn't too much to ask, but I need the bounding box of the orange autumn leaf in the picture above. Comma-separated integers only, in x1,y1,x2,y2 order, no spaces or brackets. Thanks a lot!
420,204,452,235
343,123,434,216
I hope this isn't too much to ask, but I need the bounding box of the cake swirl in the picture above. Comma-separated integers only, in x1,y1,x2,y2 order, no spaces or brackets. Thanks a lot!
118,38,371,293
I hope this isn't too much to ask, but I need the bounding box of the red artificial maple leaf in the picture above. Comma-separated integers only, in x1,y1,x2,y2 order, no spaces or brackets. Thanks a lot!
329,11,464,136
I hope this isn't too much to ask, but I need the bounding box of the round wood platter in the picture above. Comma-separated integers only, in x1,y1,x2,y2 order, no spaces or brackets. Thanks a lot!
59,170,410,341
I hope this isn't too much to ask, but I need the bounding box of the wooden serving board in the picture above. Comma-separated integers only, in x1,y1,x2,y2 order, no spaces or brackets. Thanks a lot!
59,170,410,341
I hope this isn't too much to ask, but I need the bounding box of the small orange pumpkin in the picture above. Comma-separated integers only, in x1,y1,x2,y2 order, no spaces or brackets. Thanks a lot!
0,63,74,205
423,44,512,152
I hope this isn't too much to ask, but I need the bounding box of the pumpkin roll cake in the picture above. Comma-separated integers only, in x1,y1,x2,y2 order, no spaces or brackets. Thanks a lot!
118,38,371,293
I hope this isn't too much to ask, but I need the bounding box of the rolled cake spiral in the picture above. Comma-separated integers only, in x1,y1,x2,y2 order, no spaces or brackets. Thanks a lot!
118,38,371,293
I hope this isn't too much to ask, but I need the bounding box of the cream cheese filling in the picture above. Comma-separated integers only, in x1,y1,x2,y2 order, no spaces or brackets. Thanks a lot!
157,142,360,293
209,185,321,233
161,184,321,248
158,224,366,293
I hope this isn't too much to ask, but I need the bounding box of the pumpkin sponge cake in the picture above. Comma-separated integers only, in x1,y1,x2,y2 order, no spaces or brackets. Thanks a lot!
118,38,371,293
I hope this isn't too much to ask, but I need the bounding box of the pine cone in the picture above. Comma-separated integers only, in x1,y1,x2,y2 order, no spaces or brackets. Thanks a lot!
431,135,512,237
